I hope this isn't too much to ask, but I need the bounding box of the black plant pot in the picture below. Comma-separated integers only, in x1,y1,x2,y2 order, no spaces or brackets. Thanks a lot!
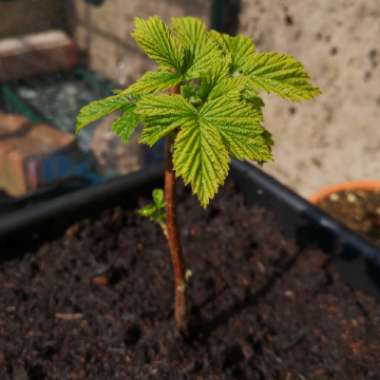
2,160,380,378
1,160,380,300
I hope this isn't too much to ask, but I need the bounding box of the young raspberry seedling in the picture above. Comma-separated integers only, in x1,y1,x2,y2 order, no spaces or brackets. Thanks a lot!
77,16,320,335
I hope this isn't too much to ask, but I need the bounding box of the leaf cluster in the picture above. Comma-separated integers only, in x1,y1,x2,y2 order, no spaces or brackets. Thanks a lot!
137,189,166,227
76,16,320,207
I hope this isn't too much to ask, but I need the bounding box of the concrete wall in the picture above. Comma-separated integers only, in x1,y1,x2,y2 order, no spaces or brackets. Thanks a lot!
240,0,380,197
0,0,60,38
3,0,377,196
71,0,212,85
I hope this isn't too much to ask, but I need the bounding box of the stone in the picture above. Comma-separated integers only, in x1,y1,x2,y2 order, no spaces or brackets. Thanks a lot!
0,122,76,196
0,112,29,137
0,30,78,82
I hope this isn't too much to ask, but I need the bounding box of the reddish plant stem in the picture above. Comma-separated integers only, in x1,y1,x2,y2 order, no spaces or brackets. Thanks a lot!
164,85,188,335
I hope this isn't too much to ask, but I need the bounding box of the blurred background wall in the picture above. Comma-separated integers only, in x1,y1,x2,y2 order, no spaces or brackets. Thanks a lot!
0,0,379,197
240,0,380,196
70,0,380,196
71,0,212,85
0,0,62,38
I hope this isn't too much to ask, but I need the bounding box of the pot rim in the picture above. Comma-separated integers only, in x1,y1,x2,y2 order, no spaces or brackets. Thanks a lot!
309,180,380,204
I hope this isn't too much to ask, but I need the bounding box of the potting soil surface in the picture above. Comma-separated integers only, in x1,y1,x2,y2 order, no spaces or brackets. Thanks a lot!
1,182,380,379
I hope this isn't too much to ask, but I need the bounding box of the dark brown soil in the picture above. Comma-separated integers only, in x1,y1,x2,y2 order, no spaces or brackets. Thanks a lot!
1,183,380,380
317,189,380,248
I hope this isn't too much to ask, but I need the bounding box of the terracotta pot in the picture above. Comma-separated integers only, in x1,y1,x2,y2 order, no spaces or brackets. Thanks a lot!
309,180,380,204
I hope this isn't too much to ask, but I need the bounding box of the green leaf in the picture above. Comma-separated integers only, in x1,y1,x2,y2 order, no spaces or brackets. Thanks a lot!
247,132,273,163
198,59,230,100
152,188,165,208
138,204,157,218
241,82,265,122
180,83,199,100
242,83,265,108
208,30,230,56
121,70,183,97
76,95,128,132
246,52,321,101
138,205,165,226
136,95,197,146
227,35,256,73
207,76,245,101
188,40,223,79
200,95,264,161
172,17,206,50
132,16,182,70
172,17,223,78
173,119,229,208
111,104,138,144
138,188,166,226
208,31,256,75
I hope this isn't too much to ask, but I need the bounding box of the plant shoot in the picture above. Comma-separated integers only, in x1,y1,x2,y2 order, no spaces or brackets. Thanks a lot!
76,16,320,334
